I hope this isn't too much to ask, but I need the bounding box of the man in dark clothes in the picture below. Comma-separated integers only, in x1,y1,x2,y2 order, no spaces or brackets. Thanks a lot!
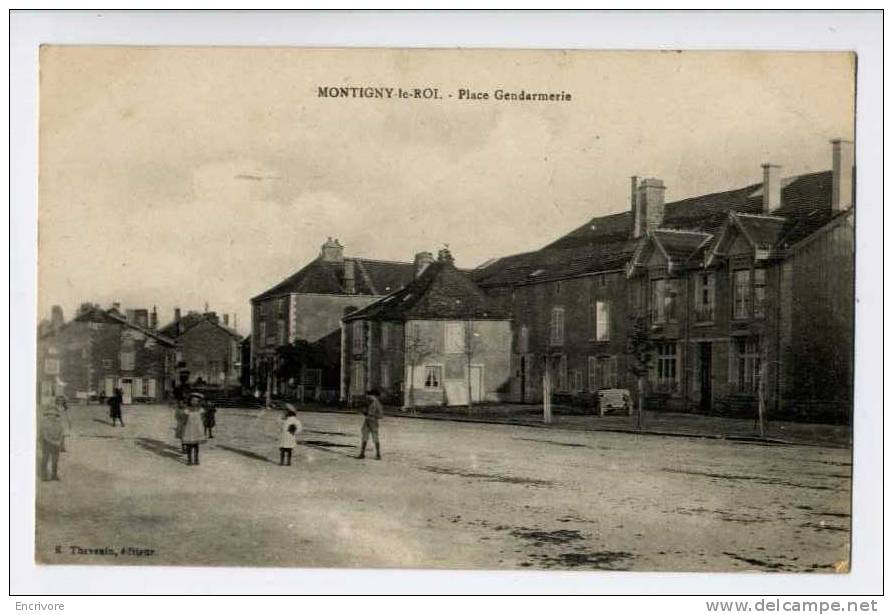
39,407,65,481
108,387,124,426
357,388,383,460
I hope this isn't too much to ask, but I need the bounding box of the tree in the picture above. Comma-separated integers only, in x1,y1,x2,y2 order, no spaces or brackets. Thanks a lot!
464,321,483,414
626,315,655,431
404,322,434,410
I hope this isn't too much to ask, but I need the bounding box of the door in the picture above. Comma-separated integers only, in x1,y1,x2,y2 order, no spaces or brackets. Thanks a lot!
698,343,712,412
120,379,133,404
469,365,484,403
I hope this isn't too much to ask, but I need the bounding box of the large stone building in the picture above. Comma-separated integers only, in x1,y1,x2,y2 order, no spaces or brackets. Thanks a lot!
342,250,513,407
37,304,176,405
159,309,242,391
250,238,415,400
473,140,855,422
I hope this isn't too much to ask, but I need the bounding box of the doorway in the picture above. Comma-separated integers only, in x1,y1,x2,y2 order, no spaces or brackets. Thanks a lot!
120,379,133,404
698,343,713,412
519,356,527,403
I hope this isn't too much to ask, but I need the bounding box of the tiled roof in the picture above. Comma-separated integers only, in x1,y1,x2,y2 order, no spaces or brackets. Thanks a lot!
476,169,845,286
345,260,510,322
252,257,415,302
652,229,712,262
160,313,242,340
72,307,176,345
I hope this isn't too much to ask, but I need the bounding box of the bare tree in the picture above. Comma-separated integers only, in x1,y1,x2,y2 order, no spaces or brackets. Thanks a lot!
404,322,434,411
626,315,654,431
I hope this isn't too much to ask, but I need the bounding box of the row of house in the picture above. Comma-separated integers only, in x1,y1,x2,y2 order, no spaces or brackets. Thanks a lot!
37,303,243,405
248,139,854,421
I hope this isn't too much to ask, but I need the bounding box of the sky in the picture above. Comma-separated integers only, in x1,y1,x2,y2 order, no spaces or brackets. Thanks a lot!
38,48,854,334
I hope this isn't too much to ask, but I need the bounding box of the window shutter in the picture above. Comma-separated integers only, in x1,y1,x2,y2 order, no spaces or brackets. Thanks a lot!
728,340,739,387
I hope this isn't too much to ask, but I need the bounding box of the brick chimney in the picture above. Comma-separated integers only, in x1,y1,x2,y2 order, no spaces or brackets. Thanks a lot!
761,163,782,213
320,237,344,262
133,309,149,329
223,313,229,327
831,138,854,212
150,306,158,330
50,305,64,330
630,176,644,238
414,251,435,277
111,302,122,314
437,247,454,264
343,259,356,294
637,178,666,234
174,307,182,322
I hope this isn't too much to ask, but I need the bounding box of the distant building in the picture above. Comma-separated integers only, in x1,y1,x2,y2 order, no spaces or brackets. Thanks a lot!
37,303,176,405
250,237,415,400
473,139,854,422
342,249,513,407
159,309,242,391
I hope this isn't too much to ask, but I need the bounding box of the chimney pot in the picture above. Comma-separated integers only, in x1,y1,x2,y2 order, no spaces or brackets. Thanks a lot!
630,176,642,238
831,139,854,212
762,163,782,213
321,237,345,262
223,314,229,326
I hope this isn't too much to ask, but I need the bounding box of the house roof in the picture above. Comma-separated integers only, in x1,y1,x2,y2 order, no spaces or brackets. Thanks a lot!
344,260,510,322
159,313,242,340
252,257,415,302
68,307,176,346
475,169,846,286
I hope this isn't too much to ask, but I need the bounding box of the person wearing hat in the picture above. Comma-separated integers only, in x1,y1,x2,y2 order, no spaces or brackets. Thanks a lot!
357,388,383,460
202,400,217,439
182,392,206,465
278,403,302,466
39,406,65,481
173,398,188,452
54,395,72,452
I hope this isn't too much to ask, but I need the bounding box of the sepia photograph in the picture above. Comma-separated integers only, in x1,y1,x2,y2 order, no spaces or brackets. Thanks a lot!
31,44,860,575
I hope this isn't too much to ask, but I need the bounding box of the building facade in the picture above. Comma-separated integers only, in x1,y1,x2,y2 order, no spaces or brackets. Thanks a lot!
342,251,513,408
159,310,242,391
250,238,415,400
37,304,176,405
473,140,855,422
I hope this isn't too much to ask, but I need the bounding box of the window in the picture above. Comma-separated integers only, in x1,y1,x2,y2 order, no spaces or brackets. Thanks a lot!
518,325,529,354
753,269,767,319
588,357,599,392
102,359,112,370
424,366,442,389
259,322,266,344
277,321,286,345
380,323,390,349
590,356,619,390
550,307,565,345
302,369,322,386
733,337,762,393
444,322,466,354
651,279,679,324
120,351,135,371
44,358,60,375
351,362,365,394
733,269,752,320
594,301,611,341
352,321,364,354
570,368,584,392
133,377,143,396
147,378,156,398
654,343,678,392
277,297,287,317
557,355,568,391
380,363,390,389
694,273,716,322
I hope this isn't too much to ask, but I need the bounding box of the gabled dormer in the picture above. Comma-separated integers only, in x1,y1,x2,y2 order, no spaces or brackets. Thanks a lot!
626,228,713,278
705,212,787,268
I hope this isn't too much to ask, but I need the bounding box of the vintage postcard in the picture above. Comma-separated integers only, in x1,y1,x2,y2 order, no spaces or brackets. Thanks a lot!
35,47,855,572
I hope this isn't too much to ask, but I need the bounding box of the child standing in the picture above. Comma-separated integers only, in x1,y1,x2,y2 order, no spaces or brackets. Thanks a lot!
279,405,302,466
203,402,217,439
182,393,206,466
